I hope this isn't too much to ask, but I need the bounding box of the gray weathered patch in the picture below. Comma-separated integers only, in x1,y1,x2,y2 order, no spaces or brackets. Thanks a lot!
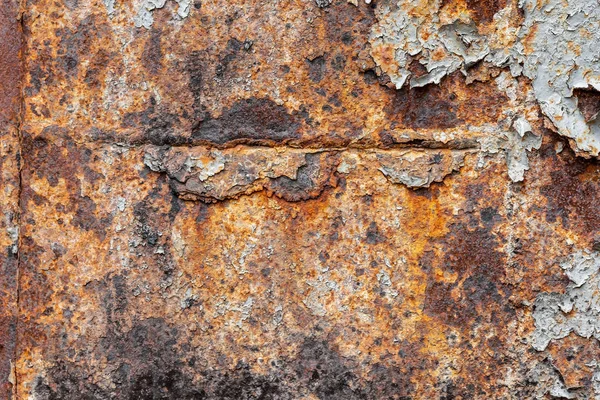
368,0,600,158
134,0,192,28
532,250,600,351
526,361,577,399
144,145,474,201
377,149,467,188
369,0,520,89
518,0,600,157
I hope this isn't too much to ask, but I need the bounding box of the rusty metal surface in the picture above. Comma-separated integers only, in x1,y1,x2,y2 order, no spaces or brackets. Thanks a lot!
0,0,22,398
2,0,600,398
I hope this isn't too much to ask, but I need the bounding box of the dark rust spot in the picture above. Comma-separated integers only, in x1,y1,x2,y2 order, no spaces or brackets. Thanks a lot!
540,147,600,235
466,0,507,25
385,73,508,130
389,84,461,130
122,99,185,146
215,38,246,79
142,29,164,75
307,56,327,83
191,98,302,146
71,196,112,240
574,88,600,122
55,16,112,78
186,50,206,120
424,223,509,327
364,222,386,245
269,153,338,202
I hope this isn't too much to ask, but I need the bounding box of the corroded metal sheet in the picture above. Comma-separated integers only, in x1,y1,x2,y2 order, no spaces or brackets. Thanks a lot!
0,0,22,397
2,0,600,398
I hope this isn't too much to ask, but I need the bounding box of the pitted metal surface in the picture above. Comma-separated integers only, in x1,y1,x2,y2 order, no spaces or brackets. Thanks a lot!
2,0,600,398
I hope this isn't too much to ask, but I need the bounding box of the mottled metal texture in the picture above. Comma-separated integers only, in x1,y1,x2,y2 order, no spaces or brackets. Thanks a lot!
2,0,600,398
0,0,22,397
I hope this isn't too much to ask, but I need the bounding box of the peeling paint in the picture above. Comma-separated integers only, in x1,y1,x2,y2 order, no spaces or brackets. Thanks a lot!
377,149,467,188
519,0,600,157
369,0,521,89
505,116,542,182
134,0,192,28
145,145,475,200
103,0,115,15
369,0,600,158
532,250,600,351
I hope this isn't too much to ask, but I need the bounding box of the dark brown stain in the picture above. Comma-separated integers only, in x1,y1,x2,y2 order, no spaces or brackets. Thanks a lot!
186,50,207,120
142,29,164,75
440,0,507,25
123,98,185,146
27,264,421,399
540,146,600,236
423,223,510,327
15,235,54,355
465,0,507,24
269,153,339,202
32,321,418,400
21,128,112,240
574,88,600,122
307,56,327,83
385,72,508,130
0,316,16,400
364,222,386,245
55,16,112,79
215,38,248,79
191,98,302,146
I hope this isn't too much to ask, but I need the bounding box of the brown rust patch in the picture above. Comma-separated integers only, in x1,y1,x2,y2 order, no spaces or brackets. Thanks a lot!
423,222,510,327
21,129,111,240
14,0,600,398
385,72,509,129
539,144,600,237
191,98,303,146
0,315,16,400
0,0,22,397
142,29,164,75
55,15,113,81
0,0,23,125
545,334,600,390
574,88,600,123
465,0,507,24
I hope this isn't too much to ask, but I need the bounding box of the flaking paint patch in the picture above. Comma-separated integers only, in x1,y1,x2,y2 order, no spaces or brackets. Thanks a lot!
103,0,115,15
368,0,600,159
532,250,600,351
474,121,542,182
377,149,468,188
145,145,473,200
505,116,542,182
369,0,521,89
527,361,577,399
134,0,192,28
518,0,600,157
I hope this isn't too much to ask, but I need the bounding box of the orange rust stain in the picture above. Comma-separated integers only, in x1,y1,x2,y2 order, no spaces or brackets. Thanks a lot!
0,0,23,125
